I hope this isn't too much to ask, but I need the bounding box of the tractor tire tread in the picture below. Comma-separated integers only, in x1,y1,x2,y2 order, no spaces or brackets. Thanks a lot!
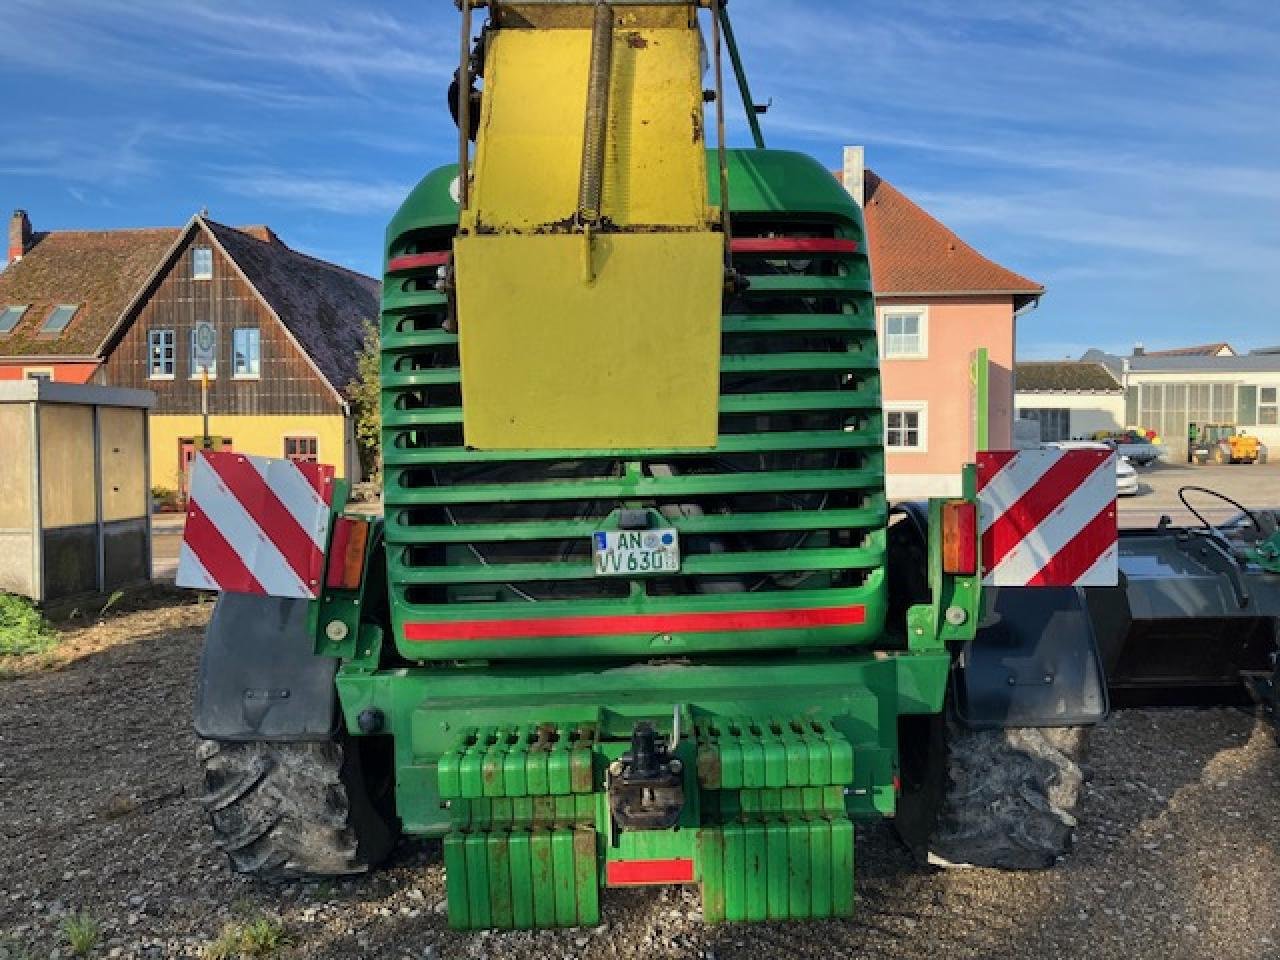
197,739,396,880
929,724,1088,871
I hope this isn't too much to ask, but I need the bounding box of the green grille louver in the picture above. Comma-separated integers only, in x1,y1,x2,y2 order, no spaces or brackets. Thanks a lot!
379,150,887,660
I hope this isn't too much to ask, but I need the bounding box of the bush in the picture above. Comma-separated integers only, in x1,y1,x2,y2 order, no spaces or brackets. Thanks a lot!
0,594,57,657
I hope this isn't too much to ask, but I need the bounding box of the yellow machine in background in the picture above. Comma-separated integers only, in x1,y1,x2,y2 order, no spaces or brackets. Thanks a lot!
1189,423,1263,465
454,2,724,449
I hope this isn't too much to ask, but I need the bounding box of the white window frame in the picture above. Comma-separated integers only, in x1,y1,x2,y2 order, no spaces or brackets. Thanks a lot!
190,327,217,379
23,367,54,382
885,402,928,453
232,327,261,380
879,305,929,360
1261,386,1279,426
148,329,176,380
192,246,214,281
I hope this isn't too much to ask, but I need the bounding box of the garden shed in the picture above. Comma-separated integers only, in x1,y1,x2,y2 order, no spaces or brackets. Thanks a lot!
0,381,154,603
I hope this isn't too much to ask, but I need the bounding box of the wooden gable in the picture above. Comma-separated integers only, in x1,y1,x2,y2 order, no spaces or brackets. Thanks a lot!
100,224,344,416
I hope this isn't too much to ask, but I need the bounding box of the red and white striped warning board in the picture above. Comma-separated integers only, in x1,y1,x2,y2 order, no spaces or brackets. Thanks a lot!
977,448,1119,588
176,452,335,599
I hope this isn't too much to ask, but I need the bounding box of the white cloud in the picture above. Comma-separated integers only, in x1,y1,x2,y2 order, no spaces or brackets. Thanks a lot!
216,170,412,215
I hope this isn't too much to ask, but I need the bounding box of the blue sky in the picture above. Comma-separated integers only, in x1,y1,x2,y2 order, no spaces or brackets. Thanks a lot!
2,0,1277,358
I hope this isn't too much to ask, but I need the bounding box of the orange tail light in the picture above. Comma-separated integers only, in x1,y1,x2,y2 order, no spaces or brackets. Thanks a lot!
326,517,370,591
942,501,978,576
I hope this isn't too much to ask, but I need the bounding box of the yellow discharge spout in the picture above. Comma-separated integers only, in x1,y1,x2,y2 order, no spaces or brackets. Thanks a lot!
453,2,723,451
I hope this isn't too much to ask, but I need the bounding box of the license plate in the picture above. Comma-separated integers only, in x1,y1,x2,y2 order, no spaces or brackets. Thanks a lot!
592,529,680,577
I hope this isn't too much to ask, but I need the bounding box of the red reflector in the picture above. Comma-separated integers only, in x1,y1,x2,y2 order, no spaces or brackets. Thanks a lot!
606,859,695,886
325,517,370,590
387,251,450,272
942,500,978,576
730,237,859,255
404,604,866,643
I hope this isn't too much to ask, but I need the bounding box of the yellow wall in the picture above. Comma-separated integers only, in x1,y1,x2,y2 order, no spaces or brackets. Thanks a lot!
148,414,351,491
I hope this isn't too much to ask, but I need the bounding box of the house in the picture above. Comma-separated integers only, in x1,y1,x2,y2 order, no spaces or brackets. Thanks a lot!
1,210,377,493
840,147,1045,498
1084,344,1280,461
1014,361,1125,442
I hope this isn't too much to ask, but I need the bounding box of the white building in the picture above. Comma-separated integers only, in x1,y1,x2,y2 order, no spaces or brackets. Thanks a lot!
1015,361,1126,442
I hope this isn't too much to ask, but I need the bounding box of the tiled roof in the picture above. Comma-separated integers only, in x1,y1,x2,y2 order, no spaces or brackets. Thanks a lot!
1017,361,1122,393
0,228,181,356
1,216,379,396
860,170,1043,306
205,221,378,394
1142,342,1235,358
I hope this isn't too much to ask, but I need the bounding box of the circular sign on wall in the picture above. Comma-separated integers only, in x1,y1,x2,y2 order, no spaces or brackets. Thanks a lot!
193,321,217,372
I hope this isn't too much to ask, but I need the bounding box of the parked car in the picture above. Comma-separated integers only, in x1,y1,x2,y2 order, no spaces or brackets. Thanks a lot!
1092,429,1169,467
1046,441,1141,496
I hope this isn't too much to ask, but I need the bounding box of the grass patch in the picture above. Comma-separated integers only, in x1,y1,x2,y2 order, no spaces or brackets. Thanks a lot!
0,593,57,657
60,912,100,957
203,917,292,959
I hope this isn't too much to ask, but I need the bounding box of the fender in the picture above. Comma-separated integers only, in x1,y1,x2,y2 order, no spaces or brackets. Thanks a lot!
952,586,1109,729
193,592,338,741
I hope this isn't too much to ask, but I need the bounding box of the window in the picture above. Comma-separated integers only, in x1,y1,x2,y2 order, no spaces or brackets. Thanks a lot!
40,304,79,334
1019,408,1071,443
190,326,217,377
24,368,53,382
285,436,318,463
193,246,214,280
232,328,261,378
882,308,927,359
149,329,176,378
1262,387,1279,426
0,305,28,334
885,404,927,451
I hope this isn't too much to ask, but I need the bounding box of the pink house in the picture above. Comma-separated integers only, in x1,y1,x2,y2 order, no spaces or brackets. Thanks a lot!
841,148,1044,498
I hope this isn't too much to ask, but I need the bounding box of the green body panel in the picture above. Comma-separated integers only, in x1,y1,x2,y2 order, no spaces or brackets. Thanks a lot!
1251,530,1280,575
307,148,984,929
335,651,948,929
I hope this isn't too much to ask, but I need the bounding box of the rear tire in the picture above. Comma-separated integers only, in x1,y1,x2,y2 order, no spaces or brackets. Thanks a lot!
198,736,398,879
896,716,1088,870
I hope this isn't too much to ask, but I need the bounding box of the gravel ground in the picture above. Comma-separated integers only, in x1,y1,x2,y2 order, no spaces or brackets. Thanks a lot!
3,595,1280,960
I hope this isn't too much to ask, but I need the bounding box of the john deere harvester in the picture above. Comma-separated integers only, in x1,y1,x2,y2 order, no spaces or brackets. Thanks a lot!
189,0,1278,930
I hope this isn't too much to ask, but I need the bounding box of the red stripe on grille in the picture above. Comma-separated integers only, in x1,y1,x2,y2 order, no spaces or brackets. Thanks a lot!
404,605,867,643
606,859,695,886
730,237,859,255
387,252,450,272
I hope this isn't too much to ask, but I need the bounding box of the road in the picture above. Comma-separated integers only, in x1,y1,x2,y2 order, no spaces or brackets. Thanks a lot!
1118,460,1279,528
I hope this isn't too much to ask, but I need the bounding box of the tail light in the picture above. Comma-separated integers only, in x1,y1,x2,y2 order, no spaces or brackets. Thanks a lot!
942,501,978,576
326,516,371,591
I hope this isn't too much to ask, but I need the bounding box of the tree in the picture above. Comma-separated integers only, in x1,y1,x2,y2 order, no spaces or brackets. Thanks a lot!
348,320,381,484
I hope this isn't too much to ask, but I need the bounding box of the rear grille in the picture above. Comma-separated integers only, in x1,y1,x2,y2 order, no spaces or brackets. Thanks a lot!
380,215,885,651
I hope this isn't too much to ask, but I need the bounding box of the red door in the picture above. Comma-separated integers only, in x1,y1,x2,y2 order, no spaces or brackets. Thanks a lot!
180,438,233,500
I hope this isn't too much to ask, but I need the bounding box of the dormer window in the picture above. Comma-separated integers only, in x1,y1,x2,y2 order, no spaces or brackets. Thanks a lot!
40,304,79,335
193,246,214,280
0,305,28,335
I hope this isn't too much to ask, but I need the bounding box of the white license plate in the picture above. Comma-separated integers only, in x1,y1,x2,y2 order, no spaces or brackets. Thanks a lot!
592,529,681,577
